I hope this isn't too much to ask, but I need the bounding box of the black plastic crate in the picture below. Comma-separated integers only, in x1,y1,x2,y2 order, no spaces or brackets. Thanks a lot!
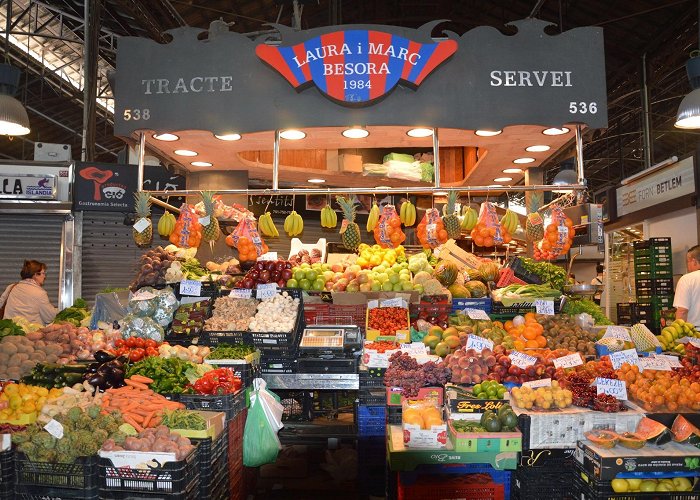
0,450,12,498
15,485,99,499
198,329,252,346
387,405,402,425
191,430,228,499
513,467,574,499
98,446,198,496
519,448,577,468
278,390,314,421
15,453,97,493
359,370,385,389
491,298,562,316
573,470,699,499
358,388,386,406
205,360,256,388
99,475,200,499
175,281,221,301
506,257,543,284
179,389,246,422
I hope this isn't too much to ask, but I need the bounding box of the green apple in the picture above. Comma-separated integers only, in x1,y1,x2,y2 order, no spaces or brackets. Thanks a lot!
286,278,298,288
298,279,311,290
389,273,400,285
294,270,306,282
401,282,414,291
377,273,389,283
381,281,394,292
312,279,325,291
392,283,404,292
371,282,382,291
305,270,318,282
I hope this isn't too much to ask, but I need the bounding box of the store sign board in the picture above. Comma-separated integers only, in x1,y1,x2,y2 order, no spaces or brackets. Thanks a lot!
113,19,608,136
0,174,56,200
616,157,695,216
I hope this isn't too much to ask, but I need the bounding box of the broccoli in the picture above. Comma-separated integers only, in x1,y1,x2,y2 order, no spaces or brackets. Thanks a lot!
96,414,121,434
69,429,98,457
86,405,101,419
65,406,82,424
93,429,109,444
30,432,56,450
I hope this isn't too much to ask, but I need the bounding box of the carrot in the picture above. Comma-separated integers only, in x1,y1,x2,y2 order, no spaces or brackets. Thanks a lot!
142,411,156,428
129,375,154,384
123,415,144,432
150,415,162,426
128,413,145,424
124,379,150,391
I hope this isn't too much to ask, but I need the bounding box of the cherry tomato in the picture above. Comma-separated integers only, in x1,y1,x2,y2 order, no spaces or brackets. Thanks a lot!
133,338,146,349
129,348,145,362
114,339,125,348
125,337,137,348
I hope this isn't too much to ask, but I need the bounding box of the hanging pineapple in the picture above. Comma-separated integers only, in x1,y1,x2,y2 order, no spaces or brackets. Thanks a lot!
442,191,461,239
336,195,361,251
200,191,221,248
525,192,545,243
132,191,153,248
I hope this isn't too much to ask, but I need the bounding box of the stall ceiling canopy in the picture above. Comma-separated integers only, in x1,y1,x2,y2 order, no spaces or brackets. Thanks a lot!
114,18,608,137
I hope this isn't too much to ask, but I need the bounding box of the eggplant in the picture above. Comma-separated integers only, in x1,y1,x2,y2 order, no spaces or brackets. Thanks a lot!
94,350,115,363
87,373,106,389
87,362,101,373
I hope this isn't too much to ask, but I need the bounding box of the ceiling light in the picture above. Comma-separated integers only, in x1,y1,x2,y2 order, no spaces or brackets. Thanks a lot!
406,128,433,138
494,177,513,182
153,133,179,141
475,129,502,137
0,64,30,136
433,191,448,196
513,157,535,164
552,164,578,193
375,185,391,189
526,145,551,152
308,178,325,183
280,129,306,140
503,168,524,174
191,161,212,167
676,53,700,129
214,133,241,141
342,127,369,139
174,149,198,157
542,127,570,135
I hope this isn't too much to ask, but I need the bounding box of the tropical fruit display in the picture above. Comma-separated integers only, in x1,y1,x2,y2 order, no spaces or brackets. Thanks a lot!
157,210,176,238
336,195,361,251
258,211,279,237
200,191,221,246
658,318,700,354
461,205,477,231
442,191,461,239
320,205,338,228
284,210,304,237
399,200,416,226
132,191,153,248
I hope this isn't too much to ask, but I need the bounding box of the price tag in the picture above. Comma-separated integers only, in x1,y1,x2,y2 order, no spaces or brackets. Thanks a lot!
676,337,692,344
230,288,253,299
654,354,683,368
603,326,632,341
509,350,537,368
638,357,672,371
523,378,552,389
464,308,490,320
608,349,640,370
689,338,700,348
400,343,428,355
381,297,405,308
44,419,64,439
466,334,494,353
198,215,211,226
534,300,555,315
595,377,628,400
256,283,278,299
553,353,583,369
258,252,278,261
179,280,202,297
426,223,437,233
133,217,150,233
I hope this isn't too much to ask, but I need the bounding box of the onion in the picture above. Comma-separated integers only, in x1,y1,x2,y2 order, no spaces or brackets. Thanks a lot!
512,315,526,327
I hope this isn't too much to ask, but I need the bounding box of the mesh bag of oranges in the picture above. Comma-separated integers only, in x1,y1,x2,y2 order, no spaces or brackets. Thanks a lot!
534,206,575,260
225,215,269,263
373,204,406,248
169,203,203,249
470,201,509,247
416,208,448,249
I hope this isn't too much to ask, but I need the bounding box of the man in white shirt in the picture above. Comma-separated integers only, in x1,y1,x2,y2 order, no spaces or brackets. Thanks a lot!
673,245,700,327
591,264,604,305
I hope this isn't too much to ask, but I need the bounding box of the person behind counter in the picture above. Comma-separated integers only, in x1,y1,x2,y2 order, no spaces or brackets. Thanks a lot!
0,260,57,326
674,245,700,327
591,264,604,305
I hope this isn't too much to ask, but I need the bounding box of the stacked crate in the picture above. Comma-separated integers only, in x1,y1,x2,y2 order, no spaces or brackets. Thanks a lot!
633,238,674,333
357,367,387,499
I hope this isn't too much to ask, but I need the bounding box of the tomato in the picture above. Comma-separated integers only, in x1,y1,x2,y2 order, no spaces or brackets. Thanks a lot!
144,339,158,349
134,338,146,348
114,339,125,348
129,348,145,362
146,347,159,357
125,337,137,348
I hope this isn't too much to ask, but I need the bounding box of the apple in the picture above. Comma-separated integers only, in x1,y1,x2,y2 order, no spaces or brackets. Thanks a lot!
359,283,372,292
332,282,346,292
323,271,335,282
346,282,360,292
349,264,362,273
276,279,286,287
370,282,381,291
331,264,343,273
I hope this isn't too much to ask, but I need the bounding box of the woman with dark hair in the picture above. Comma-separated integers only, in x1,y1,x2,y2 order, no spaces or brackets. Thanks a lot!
0,260,57,325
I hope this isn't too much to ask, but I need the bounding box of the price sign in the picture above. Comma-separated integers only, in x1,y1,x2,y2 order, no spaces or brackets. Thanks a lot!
198,215,211,226
179,280,202,297
381,298,404,308
523,378,552,389
257,283,278,299
535,300,555,315
654,354,683,368
609,349,639,370
466,334,494,353
553,353,583,369
464,308,490,320
44,419,64,439
133,217,150,233
400,343,428,355
509,351,537,368
676,337,691,344
258,252,278,261
595,377,628,400
603,326,632,341
689,338,700,348
230,288,253,299
638,357,672,371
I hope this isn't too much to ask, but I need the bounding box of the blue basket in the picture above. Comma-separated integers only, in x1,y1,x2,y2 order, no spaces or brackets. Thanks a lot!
451,298,492,314
357,405,386,437
595,344,662,357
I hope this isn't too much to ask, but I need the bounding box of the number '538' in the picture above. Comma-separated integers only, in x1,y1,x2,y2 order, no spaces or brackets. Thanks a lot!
123,109,150,121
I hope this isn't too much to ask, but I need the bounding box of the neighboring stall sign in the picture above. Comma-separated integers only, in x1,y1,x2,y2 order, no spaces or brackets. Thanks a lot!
248,194,295,218
113,18,608,136
616,157,695,217
0,173,57,200
256,30,458,105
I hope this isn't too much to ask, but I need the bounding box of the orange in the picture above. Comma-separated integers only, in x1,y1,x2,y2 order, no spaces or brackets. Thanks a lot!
513,340,526,351
423,415,443,430
522,327,539,340
483,237,494,247
504,320,513,330
493,321,504,329
524,312,536,322
525,339,539,348
536,336,547,348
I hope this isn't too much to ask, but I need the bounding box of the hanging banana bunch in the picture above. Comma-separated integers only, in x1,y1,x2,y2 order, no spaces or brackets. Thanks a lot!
366,202,380,232
320,205,338,228
157,210,176,238
461,206,478,231
284,210,304,237
258,212,279,237
500,209,519,236
399,200,416,226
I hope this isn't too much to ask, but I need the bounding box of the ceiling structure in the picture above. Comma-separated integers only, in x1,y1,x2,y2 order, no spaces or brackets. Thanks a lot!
0,0,699,197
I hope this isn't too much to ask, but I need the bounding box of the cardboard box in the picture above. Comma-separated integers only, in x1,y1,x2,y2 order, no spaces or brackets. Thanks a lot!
366,297,410,341
403,422,448,449
338,154,363,173
98,449,181,469
446,394,509,417
362,340,400,368
387,386,444,407
169,410,226,439
448,421,522,453
519,448,576,468
575,439,700,480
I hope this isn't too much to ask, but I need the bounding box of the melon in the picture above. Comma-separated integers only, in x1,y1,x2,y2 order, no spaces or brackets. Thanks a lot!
672,415,700,448
584,430,618,449
448,284,471,299
617,432,646,449
636,417,673,445
465,280,488,298
435,262,459,286
478,261,500,282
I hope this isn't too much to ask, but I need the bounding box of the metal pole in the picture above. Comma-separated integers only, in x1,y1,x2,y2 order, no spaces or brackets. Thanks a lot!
641,52,653,169
137,132,146,191
81,0,101,162
574,125,585,184
432,127,440,189
272,129,280,191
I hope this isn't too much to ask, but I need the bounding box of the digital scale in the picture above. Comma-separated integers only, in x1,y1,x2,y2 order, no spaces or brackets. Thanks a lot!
297,325,363,373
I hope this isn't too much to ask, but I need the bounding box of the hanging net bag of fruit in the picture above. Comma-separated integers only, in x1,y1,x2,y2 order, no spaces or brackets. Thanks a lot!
470,202,504,248
416,208,448,249
534,205,575,260
226,214,269,263
373,204,405,248
169,204,203,249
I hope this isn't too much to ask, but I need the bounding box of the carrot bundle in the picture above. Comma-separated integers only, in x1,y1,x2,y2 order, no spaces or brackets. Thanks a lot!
100,378,184,430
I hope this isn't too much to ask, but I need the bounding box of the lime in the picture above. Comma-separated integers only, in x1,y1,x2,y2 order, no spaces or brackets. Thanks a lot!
473,384,482,396
294,270,306,282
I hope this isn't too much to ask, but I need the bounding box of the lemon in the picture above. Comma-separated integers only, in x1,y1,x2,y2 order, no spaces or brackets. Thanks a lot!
611,479,629,493
673,478,692,491
626,479,642,491
640,480,657,492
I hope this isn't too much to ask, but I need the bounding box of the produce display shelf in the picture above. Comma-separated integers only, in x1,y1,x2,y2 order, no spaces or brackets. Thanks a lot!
262,373,359,390
303,303,368,334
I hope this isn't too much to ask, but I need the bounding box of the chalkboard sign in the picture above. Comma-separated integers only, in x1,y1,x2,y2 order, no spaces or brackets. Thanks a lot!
248,195,294,217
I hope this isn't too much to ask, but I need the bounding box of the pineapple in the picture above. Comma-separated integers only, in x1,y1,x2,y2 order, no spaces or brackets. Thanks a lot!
200,191,221,243
336,195,361,251
443,191,460,239
132,191,152,248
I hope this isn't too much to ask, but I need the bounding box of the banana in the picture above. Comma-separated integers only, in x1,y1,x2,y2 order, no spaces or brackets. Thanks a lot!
284,211,296,234
367,202,380,232
500,209,519,235
462,206,477,231
260,212,279,237
400,201,416,226
321,206,338,228
330,207,337,227
293,212,304,236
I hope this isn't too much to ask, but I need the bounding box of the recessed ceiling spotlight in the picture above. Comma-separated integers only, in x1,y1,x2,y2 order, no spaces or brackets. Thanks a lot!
280,129,306,140
174,149,198,157
308,178,326,183
513,157,535,164
493,177,513,182
153,133,179,141
342,127,369,139
542,127,570,136
191,161,212,167
406,128,433,138
475,129,502,137
433,191,448,196
526,145,551,152
214,133,241,141
503,168,524,174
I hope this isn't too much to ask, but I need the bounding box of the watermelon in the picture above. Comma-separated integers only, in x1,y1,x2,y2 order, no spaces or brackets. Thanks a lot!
672,415,700,448
636,417,672,445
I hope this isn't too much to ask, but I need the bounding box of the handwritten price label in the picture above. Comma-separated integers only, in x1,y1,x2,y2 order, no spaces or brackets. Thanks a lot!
509,351,537,368
44,419,64,439
464,308,490,320
198,215,211,226
466,335,494,353
230,288,253,299
256,283,278,299
535,300,555,315
523,378,552,389
638,357,672,371
553,353,583,369
258,252,278,261
654,354,683,368
381,298,404,308
133,217,150,233
603,326,632,341
400,343,428,355
609,349,639,370
690,338,700,348
179,280,202,297
595,377,628,400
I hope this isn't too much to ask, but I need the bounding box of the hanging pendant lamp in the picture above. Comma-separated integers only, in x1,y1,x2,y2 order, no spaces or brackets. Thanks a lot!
0,63,30,136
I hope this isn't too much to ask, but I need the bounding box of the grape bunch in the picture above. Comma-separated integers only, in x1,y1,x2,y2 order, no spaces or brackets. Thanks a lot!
384,352,451,397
